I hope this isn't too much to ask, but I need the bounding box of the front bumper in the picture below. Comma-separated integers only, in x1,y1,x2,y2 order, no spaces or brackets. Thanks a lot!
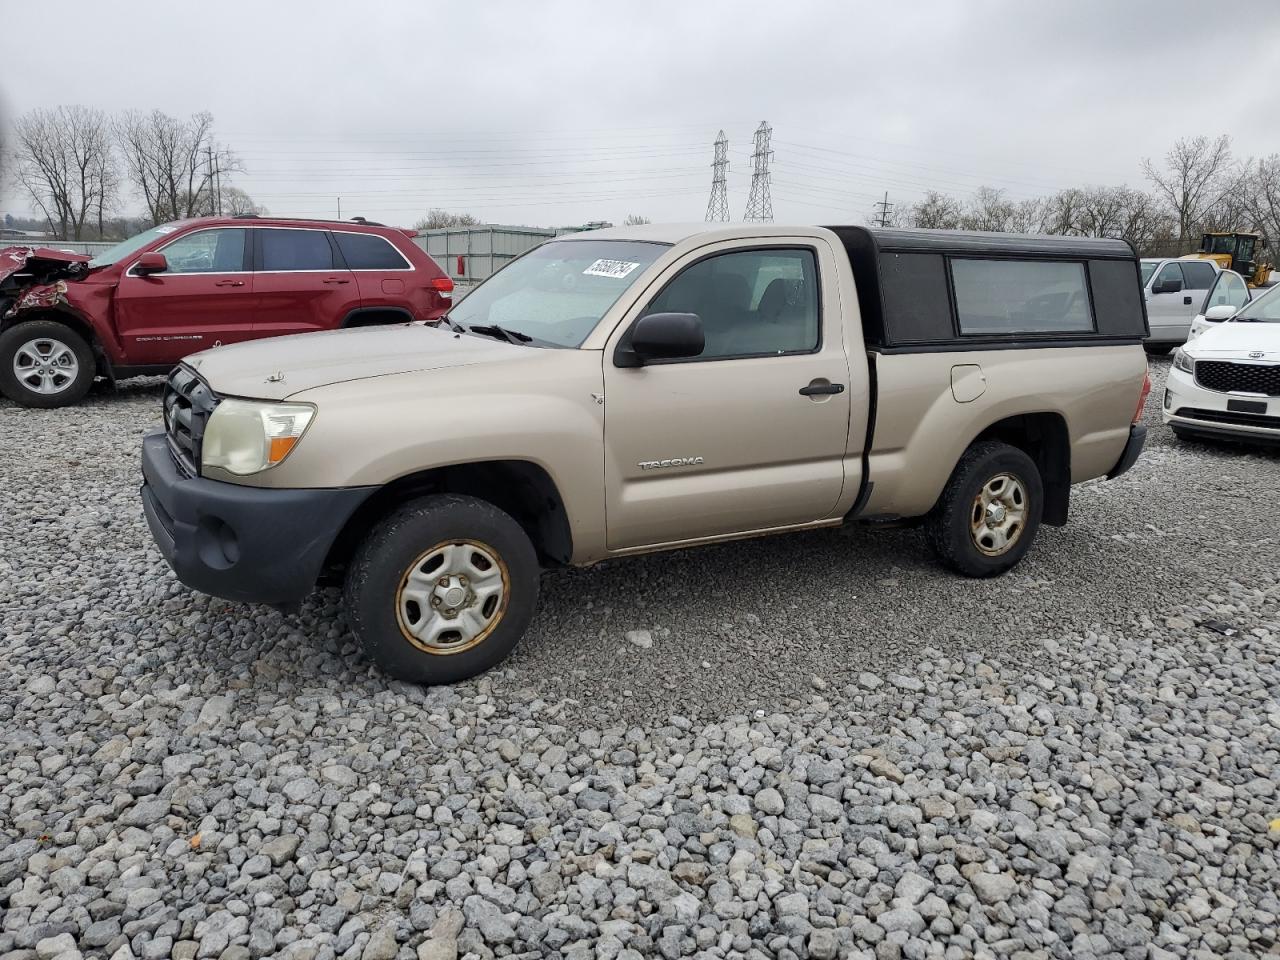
140,432,374,605
1162,366,1280,443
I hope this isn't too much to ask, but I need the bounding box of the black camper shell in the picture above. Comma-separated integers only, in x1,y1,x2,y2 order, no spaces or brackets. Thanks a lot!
827,227,1149,352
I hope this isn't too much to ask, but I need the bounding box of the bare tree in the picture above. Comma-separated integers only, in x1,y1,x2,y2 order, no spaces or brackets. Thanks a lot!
223,186,267,217
962,187,1017,232
1242,155,1280,251
623,213,651,225
115,110,238,225
11,105,117,240
907,190,963,229
413,208,481,230
1142,135,1236,244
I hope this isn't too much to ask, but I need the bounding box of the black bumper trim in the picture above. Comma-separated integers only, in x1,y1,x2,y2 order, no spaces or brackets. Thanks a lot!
140,432,375,605
1107,423,1147,480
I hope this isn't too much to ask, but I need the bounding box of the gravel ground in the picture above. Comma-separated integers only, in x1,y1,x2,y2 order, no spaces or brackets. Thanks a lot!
1,357,1277,960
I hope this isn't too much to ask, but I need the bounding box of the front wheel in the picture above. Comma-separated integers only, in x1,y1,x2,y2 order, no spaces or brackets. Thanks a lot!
926,441,1044,577
344,494,540,684
0,320,96,408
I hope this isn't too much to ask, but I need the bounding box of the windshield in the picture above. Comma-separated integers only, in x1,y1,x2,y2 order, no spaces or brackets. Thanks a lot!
1235,284,1280,322
1140,261,1159,285
88,221,188,268
1203,235,1238,255
447,239,669,347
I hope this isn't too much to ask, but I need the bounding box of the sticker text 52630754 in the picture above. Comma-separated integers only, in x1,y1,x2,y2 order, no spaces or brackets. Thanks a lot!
583,259,641,280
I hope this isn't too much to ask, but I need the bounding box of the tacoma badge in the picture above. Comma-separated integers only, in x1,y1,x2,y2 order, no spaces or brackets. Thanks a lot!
638,457,705,470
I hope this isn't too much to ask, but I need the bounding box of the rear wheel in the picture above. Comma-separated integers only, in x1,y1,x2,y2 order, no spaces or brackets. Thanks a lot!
0,320,96,408
344,494,540,684
926,441,1044,577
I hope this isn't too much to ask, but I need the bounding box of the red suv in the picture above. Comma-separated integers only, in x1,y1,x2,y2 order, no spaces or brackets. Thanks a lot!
0,216,453,407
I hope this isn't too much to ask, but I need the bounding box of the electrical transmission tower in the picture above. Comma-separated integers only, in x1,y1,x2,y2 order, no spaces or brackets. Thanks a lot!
704,130,730,222
743,121,774,222
872,192,894,227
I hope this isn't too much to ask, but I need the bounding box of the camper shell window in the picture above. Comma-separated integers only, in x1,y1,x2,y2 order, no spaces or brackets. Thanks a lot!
827,226,1148,350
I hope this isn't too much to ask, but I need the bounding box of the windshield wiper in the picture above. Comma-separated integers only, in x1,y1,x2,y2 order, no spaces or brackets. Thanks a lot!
466,323,534,345
434,315,468,333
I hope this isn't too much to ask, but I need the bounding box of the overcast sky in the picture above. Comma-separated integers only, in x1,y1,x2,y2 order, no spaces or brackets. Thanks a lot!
3,0,1279,230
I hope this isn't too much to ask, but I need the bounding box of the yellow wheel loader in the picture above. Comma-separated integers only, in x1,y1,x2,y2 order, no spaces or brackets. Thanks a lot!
1187,232,1272,287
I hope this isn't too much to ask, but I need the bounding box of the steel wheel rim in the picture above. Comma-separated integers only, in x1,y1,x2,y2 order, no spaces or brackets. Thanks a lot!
13,338,79,395
395,540,509,654
970,472,1028,557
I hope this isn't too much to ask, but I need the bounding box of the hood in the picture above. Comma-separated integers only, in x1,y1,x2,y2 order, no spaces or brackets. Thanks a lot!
0,246,93,318
1186,320,1280,360
0,246,91,285
186,323,531,400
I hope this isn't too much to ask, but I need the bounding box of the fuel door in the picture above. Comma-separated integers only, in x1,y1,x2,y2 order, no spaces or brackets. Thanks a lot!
951,363,986,403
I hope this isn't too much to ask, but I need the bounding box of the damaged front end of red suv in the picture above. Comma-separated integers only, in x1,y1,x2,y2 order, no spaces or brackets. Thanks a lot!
0,246,92,318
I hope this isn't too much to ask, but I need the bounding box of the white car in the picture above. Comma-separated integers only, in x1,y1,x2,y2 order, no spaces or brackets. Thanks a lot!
1186,269,1254,341
1165,284,1280,443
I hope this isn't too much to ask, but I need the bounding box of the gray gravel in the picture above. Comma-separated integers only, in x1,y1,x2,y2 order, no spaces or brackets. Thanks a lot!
1,358,1278,960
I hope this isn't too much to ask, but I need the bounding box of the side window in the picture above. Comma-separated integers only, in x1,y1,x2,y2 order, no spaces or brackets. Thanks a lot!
1179,260,1216,290
334,232,411,270
1206,272,1249,311
950,259,1094,336
645,248,819,359
1154,262,1184,288
156,229,246,274
259,229,334,271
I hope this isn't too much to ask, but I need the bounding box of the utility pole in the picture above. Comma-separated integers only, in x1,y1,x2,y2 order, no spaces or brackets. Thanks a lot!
704,130,730,222
743,121,774,223
213,153,222,216
205,144,217,216
337,197,342,220
872,192,894,227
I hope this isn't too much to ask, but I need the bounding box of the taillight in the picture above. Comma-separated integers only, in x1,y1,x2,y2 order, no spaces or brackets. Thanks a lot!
1133,367,1152,423
429,277,454,299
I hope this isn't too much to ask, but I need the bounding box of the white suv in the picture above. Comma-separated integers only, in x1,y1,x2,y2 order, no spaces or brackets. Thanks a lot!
1165,283,1280,444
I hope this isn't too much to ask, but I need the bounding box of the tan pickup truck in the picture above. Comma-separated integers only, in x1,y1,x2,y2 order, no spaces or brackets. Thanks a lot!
140,225,1151,683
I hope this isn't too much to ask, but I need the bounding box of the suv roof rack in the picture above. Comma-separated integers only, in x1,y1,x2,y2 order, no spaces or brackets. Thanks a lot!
228,214,387,227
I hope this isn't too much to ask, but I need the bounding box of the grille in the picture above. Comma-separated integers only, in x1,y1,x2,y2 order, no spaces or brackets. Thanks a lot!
1194,360,1280,396
163,366,219,477
1175,407,1280,430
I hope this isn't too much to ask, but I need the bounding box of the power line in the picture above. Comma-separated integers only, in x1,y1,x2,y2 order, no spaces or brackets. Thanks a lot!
705,130,730,222
744,121,774,223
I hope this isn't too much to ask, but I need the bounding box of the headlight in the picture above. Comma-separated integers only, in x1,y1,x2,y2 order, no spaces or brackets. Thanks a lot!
1173,349,1195,375
202,399,316,476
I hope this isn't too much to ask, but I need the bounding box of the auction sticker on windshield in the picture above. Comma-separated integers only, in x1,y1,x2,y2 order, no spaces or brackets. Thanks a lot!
583,259,641,279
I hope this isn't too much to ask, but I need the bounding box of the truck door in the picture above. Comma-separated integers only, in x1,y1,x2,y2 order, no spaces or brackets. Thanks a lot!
113,227,254,364
1146,261,1195,342
601,240,852,550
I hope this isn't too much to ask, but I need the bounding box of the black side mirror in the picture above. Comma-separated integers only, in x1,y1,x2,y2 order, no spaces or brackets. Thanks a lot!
615,312,704,367
1152,277,1183,295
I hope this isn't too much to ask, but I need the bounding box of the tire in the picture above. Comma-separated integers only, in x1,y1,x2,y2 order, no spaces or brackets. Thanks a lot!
926,441,1044,577
0,320,96,408
344,493,540,684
